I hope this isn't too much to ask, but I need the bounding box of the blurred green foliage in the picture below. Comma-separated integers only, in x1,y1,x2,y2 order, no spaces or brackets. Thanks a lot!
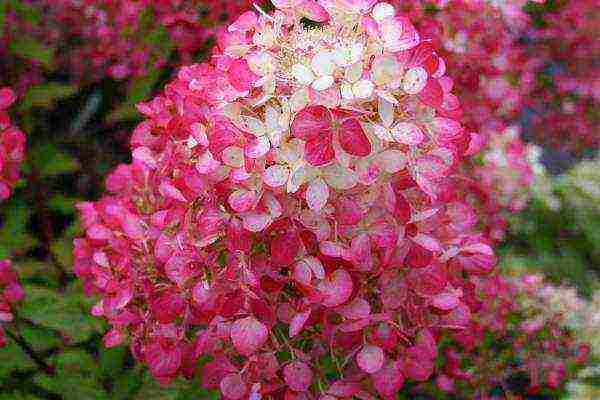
500,156,600,297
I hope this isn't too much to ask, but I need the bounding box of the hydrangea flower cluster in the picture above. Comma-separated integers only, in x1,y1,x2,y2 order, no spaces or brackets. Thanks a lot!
432,274,590,397
1,0,254,90
0,258,26,348
470,124,535,242
0,87,26,202
525,0,599,152
74,2,499,397
47,0,256,80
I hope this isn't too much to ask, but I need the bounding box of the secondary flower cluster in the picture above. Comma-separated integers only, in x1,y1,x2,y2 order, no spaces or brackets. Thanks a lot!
0,0,254,89
431,274,590,397
0,87,26,202
525,0,599,152
0,260,25,348
74,2,499,398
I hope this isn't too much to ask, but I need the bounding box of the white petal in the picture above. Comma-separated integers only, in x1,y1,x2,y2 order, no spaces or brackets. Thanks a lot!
334,43,365,67
263,193,283,218
345,62,363,84
311,51,337,77
265,106,281,131
311,75,335,91
402,67,428,94
306,177,329,212
376,89,398,105
377,150,407,173
291,64,315,85
378,97,395,128
340,82,355,100
222,146,245,168
372,3,396,22
287,165,307,193
264,165,289,187
322,164,358,190
371,123,394,142
372,56,401,86
242,116,267,136
352,79,374,99
290,88,310,112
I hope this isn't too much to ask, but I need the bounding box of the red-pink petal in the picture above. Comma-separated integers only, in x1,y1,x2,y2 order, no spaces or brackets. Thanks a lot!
357,344,385,374
372,362,405,397
289,310,311,338
291,106,332,141
230,316,268,356
228,59,258,92
284,361,313,392
317,269,353,307
305,135,335,166
221,373,248,399
338,117,371,157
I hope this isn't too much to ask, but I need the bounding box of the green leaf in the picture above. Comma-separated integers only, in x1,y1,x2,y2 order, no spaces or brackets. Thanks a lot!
107,70,160,122
29,143,80,177
99,346,126,379
8,0,43,24
8,37,54,69
0,199,37,259
34,349,108,400
50,237,74,270
19,83,78,111
48,195,79,215
18,284,105,344
0,391,44,400
0,341,36,381
18,324,62,353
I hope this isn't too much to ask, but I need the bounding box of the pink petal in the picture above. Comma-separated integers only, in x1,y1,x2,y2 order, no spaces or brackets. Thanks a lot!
192,280,211,305
298,0,330,22
419,78,443,108
103,329,125,348
159,180,187,202
337,297,371,320
432,292,459,311
230,316,268,356
391,122,424,146
221,373,248,399
132,146,157,169
284,361,313,392
228,189,256,212
228,59,259,92
372,362,405,397
357,344,385,374
317,269,353,307
327,381,362,397
289,310,311,338
0,87,16,110
431,117,463,142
